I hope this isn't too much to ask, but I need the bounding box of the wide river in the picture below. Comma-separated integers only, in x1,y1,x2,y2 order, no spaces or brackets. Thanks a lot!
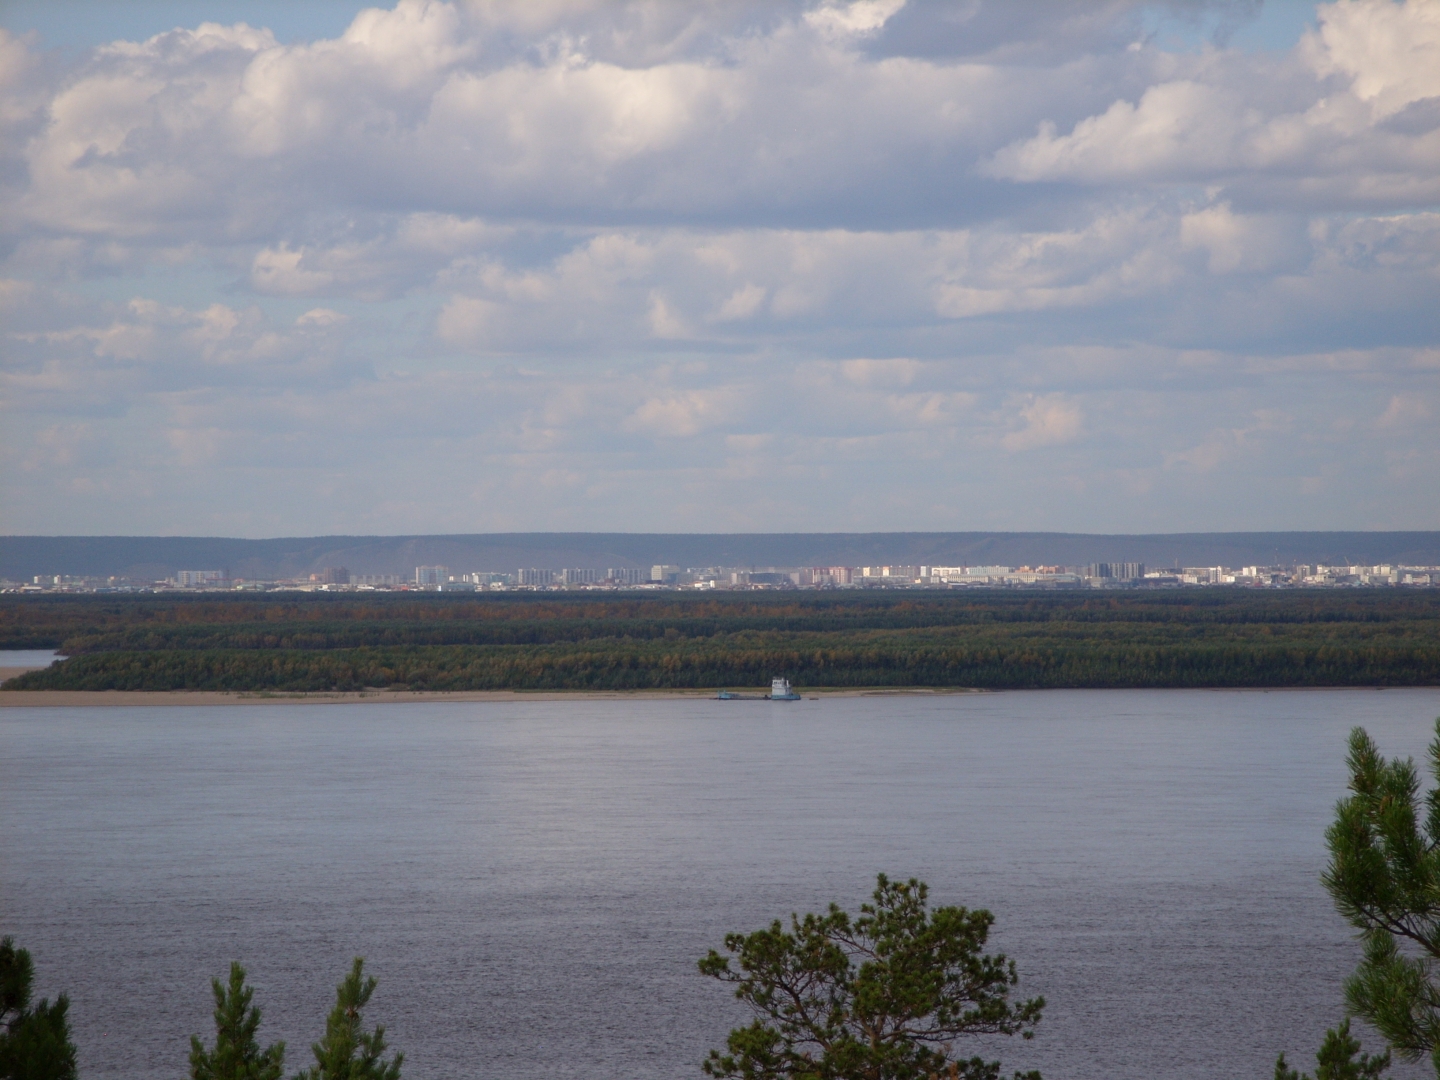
4,689,1440,1080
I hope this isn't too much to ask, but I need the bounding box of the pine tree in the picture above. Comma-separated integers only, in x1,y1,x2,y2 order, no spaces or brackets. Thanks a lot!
1323,719,1440,1069
189,962,285,1080
295,959,402,1080
699,874,1043,1080
1273,1020,1389,1080
0,936,77,1080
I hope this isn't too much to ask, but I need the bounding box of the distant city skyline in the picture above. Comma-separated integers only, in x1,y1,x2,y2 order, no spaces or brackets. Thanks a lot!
2,0,1436,536
5,530,1440,587
14,559,1439,592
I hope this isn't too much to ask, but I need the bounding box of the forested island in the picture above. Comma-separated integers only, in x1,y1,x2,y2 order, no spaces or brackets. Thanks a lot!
3,591,1438,692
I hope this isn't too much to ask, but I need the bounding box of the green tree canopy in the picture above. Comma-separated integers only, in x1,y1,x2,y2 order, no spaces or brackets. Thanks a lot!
189,962,286,1080
295,958,402,1080
1274,1019,1390,1080
1323,718,1440,1070
698,874,1043,1080
0,937,77,1080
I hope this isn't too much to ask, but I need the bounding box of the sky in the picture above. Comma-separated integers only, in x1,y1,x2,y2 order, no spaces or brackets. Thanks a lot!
0,0,1436,538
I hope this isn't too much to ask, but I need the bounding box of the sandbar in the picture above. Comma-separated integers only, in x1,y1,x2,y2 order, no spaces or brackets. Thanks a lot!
0,666,41,684
0,686,979,707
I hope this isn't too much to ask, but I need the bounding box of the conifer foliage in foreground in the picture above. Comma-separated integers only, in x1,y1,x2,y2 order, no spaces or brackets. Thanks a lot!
189,962,285,1080
0,937,76,1080
699,874,1043,1080
190,958,401,1080
295,959,402,1080
1268,715,1440,1078
1321,718,1440,1070
1273,1020,1389,1080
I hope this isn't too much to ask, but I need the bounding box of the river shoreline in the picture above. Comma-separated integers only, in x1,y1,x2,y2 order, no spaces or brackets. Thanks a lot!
0,686,984,707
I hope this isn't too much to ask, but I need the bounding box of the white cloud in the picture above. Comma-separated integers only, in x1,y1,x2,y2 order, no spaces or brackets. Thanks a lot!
985,0,1440,208
987,80,1251,184
403,202,1430,353
1001,394,1083,452
2,0,1438,533
804,0,906,37
713,282,768,322
623,389,735,437
646,291,691,339
0,1,1121,246
3,292,358,412
250,215,509,299
296,308,347,328
1164,409,1292,474
1376,393,1431,430
839,358,921,387
425,216,1204,351
1178,203,1303,275
5,0,1436,260
252,245,333,294
1308,0,1440,120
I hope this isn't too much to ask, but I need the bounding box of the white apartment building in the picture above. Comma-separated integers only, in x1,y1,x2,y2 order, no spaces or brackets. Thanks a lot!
177,570,227,586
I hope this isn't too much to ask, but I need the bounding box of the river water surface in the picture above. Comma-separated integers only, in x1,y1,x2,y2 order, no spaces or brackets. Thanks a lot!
4,689,1440,1080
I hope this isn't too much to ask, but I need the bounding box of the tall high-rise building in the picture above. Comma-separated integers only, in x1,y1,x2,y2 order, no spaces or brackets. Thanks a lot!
414,566,449,585
1086,563,1143,580
466,572,511,586
177,569,227,586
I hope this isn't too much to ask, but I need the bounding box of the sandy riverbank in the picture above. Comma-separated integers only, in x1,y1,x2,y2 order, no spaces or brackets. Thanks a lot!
0,667,41,685
0,687,981,707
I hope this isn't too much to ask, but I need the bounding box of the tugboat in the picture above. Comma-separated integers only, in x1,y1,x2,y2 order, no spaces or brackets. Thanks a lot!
716,677,803,701
769,677,801,701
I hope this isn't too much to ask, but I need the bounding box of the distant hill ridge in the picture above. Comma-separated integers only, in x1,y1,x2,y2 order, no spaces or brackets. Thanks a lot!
2,532,1438,583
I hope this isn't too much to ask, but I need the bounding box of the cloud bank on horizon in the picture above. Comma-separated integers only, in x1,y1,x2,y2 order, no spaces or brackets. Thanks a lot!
1,0,1437,537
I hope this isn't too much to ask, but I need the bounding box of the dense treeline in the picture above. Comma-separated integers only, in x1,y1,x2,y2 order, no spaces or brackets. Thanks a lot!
9,636,1440,691
33,610,1440,654
5,591,1439,690
4,591,1440,650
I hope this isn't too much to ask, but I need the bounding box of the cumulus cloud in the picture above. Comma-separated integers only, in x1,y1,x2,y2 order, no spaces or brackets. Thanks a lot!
1178,203,1304,275
248,215,509,299
344,204,1437,359
3,292,361,421
7,0,1438,248
1376,393,1431,431
1,0,1438,533
1001,394,1083,452
805,0,907,38
1309,0,1440,120
623,389,736,437
1164,409,1293,473
984,0,1440,209
0,0,1162,248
